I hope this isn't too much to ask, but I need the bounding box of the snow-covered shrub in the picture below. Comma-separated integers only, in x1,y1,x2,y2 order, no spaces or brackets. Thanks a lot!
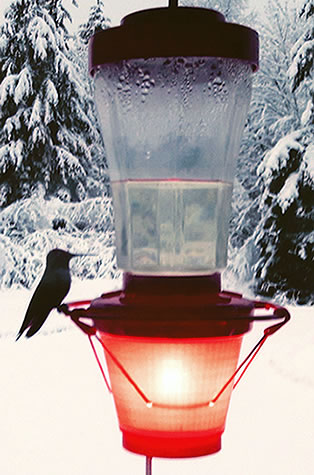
0,196,118,289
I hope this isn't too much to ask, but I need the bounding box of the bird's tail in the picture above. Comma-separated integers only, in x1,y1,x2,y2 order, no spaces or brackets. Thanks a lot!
25,320,46,338
15,331,22,341
15,319,31,341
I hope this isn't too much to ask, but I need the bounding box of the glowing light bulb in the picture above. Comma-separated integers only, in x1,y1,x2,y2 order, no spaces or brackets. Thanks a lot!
158,358,186,402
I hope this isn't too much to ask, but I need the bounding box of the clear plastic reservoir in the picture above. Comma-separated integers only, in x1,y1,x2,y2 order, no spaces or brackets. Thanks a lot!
94,56,252,274
111,179,233,274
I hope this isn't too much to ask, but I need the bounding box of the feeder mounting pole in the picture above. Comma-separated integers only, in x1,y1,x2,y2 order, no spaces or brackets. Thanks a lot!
169,0,178,7
146,457,152,475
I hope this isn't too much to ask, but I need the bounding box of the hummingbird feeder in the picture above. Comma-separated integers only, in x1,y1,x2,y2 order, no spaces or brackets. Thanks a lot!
63,2,290,472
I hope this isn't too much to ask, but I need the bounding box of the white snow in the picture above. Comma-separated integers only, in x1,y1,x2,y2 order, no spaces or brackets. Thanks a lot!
14,139,24,168
302,143,314,181
257,132,303,178
45,78,58,106
277,171,299,212
27,16,56,60
1,278,313,475
288,39,314,82
301,99,313,126
14,67,32,104
29,97,42,129
0,74,18,106
56,146,86,178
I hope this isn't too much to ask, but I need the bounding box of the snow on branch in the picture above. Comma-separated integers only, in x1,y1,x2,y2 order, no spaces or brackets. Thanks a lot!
0,74,18,106
28,97,42,129
55,146,86,178
3,113,22,139
269,115,295,137
302,143,314,182
277,171,299,212
31,125,46,144
14,67,33,104
288,39,314,87
257,132,304,178
27,16,56,60
56,52,76,79
56,128,90,160
0,141,24,170
301,99,314,126
44,78,58,106
0,144,12,171
14,140,24,168
0,32,7,52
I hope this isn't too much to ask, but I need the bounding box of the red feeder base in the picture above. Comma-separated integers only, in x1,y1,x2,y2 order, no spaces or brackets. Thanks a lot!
64,273,290,460
122,428,221,458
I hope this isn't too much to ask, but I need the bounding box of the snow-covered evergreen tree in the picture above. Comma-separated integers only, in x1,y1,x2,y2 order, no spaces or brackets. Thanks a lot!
78,0,110,45
72,0,111,198
252,0,314,304
181,0,251,23
289,0,314,124
229,0,303,253
0,0,101,206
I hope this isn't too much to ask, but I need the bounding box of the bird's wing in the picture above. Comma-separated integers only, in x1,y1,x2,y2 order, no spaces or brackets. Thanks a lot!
16,271,70,340
16,277,52,339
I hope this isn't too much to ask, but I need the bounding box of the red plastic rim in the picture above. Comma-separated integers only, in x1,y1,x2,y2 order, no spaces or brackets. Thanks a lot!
122,428,222,458
63,274,290,339
69,274,254,337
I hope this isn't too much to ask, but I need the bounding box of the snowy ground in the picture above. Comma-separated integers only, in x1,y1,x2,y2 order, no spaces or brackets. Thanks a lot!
1,277,313,475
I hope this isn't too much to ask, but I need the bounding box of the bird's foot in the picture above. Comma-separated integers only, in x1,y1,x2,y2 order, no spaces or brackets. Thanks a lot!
57,303,69,314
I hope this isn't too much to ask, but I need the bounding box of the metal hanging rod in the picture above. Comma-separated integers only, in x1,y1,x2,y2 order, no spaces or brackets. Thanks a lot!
146,457,152,475
169,0,179,7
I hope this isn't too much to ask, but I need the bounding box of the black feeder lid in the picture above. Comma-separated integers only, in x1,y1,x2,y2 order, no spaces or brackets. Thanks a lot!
89,7,259,75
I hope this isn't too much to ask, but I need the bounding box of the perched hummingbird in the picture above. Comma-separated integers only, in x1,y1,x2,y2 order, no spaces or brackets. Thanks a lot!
16,249,80,340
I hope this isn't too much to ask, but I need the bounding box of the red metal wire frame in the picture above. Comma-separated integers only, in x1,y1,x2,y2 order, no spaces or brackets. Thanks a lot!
86,315,287,410
210,302,290,404
95,335,152,407
210,333,268,405
88,334,112,393
65,299,290,408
